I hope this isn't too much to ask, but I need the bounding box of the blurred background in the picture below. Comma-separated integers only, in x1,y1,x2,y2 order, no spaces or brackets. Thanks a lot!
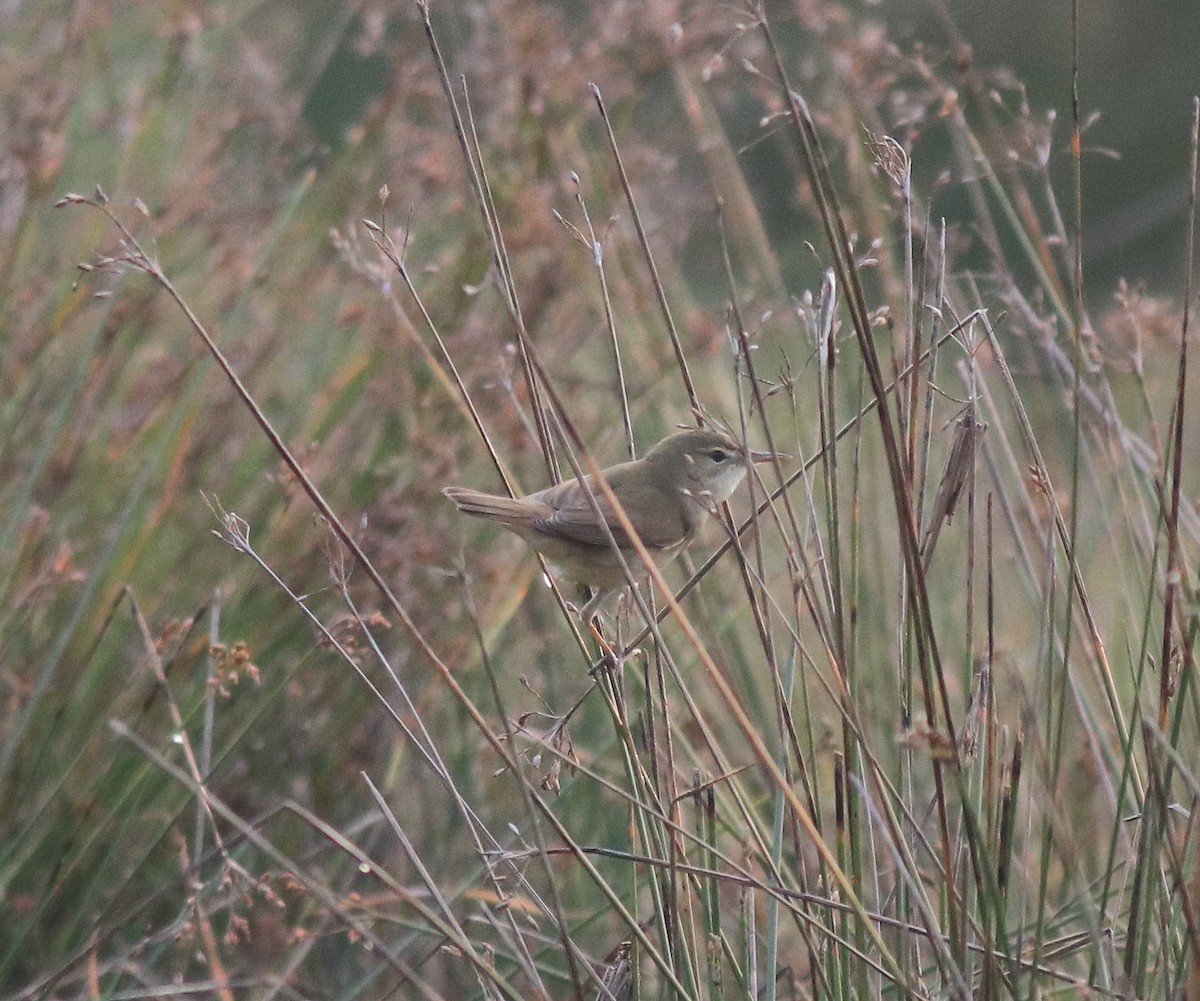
886,0,1200,294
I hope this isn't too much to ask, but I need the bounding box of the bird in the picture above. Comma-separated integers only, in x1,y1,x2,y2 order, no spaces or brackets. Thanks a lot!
443,426,780,615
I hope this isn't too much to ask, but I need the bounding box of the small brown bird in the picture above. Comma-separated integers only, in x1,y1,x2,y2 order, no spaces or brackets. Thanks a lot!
443,427,779,611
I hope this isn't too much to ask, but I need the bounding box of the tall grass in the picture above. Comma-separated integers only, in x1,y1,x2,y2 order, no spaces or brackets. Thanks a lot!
1,1,1197,999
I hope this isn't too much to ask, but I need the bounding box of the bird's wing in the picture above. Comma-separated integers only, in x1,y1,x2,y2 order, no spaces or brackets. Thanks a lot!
528,477,689,551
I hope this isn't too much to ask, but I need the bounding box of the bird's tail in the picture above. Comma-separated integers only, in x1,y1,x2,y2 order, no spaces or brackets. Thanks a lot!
442,487,533,525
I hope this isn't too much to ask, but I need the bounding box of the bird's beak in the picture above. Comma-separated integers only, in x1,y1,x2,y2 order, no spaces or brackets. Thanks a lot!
749,449,788,464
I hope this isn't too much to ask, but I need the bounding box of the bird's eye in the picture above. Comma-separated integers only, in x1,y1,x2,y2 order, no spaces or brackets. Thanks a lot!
708,449,729,463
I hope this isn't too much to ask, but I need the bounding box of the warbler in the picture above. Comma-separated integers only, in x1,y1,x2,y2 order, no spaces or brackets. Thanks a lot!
444,427,779,613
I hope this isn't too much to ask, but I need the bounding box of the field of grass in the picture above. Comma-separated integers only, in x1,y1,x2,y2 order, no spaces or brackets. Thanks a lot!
2,2,1198,999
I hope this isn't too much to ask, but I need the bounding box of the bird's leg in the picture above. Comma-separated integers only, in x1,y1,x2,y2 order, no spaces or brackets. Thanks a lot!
576,586,612,622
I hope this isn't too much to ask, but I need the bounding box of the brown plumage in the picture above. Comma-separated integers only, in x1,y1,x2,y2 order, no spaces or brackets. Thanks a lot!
444,427,778,592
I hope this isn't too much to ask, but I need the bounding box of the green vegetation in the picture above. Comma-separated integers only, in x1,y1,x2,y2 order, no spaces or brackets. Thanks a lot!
1,2,1197,999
